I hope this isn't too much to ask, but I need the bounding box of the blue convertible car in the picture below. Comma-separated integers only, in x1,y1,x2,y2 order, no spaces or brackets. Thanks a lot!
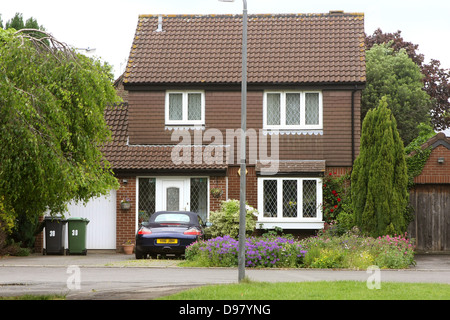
135,211,205,259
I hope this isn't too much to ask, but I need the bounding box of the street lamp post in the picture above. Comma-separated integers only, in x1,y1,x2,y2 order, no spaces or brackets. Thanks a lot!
219,0,248,282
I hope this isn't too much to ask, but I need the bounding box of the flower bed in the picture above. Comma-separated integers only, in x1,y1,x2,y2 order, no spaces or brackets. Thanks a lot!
302,231,415,269
185,235,307,268
185,230,416,269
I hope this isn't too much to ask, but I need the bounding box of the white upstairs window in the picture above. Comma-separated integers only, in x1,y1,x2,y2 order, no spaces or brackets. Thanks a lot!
263,91,322,130
165,91,205,125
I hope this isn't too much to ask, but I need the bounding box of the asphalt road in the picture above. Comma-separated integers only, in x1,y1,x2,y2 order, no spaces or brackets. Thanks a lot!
0,252,449,300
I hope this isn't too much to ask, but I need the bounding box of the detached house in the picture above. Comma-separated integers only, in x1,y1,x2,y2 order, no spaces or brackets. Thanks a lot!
101,11,366,249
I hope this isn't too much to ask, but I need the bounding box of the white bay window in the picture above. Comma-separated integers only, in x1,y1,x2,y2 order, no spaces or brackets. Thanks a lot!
257,177,323,229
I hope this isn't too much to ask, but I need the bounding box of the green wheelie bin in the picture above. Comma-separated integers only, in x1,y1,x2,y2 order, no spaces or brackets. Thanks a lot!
66,217,89,255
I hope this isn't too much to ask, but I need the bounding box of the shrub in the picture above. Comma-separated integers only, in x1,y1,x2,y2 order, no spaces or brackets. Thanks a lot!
322,172,350,222
0,225,31,257
207,200,258,239
0,225,15,256
323,172,355,235
300,228,415,269
335,210,355,234
372,233,416,268
346,251,375,270
307,248,345,269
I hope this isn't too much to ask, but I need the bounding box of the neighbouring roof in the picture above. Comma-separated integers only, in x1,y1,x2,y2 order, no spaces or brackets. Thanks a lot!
124,12,366,85
419,132,450,151
102,104,228,171
408,132,450,157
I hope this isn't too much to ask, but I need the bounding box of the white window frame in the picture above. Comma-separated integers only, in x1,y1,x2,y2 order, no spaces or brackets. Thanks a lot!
165,91,205,125
257,177,323,229
263,91,323,130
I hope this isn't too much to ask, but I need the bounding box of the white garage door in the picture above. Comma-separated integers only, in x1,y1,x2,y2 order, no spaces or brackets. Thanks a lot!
66,190,116,249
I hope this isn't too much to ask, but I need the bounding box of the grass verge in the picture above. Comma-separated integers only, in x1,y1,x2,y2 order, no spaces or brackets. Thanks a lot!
159,280,450,300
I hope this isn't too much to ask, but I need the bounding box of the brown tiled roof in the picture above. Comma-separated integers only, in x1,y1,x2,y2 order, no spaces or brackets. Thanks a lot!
124,12,366,85
102,104,228,171
418,132,450,151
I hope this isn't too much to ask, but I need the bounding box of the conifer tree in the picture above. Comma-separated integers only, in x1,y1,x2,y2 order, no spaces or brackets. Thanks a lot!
351,97,410,237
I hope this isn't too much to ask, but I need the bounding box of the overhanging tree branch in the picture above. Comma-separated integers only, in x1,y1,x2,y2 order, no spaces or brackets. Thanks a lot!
0,27,120,229
14,29,78,62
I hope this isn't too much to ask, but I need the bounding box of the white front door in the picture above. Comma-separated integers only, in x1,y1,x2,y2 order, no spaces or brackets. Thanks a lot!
141,177,209,222
162,179,188,211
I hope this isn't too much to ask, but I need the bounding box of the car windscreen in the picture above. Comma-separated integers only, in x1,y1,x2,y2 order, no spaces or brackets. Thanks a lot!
153,213,191,224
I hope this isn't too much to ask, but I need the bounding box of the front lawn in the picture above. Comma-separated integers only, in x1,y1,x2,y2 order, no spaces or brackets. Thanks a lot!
159,280,450,300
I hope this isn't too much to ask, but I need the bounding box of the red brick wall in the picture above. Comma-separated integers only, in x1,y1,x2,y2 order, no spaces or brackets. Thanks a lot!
209,176,227,212
414,145,450,184
226,166,258,209
116,176,137,251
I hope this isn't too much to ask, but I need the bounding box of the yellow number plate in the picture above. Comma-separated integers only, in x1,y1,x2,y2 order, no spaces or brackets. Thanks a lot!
156,239,178,244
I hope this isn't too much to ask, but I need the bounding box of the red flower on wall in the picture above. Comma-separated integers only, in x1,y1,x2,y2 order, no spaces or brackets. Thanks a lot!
322,171,351,223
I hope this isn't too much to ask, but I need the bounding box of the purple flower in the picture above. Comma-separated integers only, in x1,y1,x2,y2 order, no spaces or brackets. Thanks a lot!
190,235,307,268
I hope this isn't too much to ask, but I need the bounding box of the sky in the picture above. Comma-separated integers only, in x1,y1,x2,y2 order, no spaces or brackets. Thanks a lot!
2,0,450,81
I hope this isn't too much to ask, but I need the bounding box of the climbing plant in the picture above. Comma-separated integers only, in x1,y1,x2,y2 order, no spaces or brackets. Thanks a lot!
404,123,436,188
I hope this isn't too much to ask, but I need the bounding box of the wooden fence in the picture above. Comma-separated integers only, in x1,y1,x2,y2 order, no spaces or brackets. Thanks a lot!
408,184,450,252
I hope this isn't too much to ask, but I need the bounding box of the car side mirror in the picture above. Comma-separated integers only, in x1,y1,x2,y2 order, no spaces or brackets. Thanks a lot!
205,222,213,228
